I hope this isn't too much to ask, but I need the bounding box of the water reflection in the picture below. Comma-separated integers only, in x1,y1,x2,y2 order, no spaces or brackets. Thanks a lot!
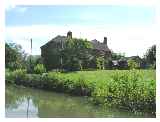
5,85,155,118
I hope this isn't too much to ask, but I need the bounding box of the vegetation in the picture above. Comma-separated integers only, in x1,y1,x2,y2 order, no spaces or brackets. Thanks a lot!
144,45,156,69
34,64,46,74
5,41,156,115
26,55,43,73
127,59,139,69
6,41,156,71
5,43,27,70
62,38,93,71
6,69,156,114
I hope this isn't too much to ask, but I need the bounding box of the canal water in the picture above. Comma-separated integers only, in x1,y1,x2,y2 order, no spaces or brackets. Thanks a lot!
5,85,155,118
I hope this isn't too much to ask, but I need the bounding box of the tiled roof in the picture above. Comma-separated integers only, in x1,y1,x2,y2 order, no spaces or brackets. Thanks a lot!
41,35,67,48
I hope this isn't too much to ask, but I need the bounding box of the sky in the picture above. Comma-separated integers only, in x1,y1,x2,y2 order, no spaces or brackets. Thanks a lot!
5,5,156,57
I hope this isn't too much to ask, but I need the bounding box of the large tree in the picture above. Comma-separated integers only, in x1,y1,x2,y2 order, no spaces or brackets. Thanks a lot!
62,38,93,71
5,42,27,70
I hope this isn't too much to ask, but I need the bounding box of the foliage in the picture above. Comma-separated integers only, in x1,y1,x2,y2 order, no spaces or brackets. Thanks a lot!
92,70,155,112
5,42,27,70
34,64,46,74
26,55,43,73
6,69,27,84
111,52,125,60
145,45,156,65
62,38,93,71
6,69,155,114
127,59,139,69
96,57,105,70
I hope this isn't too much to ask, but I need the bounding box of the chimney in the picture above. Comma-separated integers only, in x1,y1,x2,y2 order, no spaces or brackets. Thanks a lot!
67,31,72,39
103,37,107,45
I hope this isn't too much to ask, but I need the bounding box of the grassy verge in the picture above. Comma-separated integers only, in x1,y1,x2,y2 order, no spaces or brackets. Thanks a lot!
5,69,156,114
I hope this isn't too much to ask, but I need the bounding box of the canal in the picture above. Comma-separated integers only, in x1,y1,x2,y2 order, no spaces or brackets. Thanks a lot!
5,85,155,118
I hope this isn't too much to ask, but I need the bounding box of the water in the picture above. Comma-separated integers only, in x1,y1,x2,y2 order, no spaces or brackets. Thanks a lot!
5,85,155,118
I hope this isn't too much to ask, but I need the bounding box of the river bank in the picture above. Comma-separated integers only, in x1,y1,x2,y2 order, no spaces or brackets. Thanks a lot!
6,69,156,116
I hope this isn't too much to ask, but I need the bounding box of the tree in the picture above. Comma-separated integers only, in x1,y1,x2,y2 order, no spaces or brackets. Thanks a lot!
111,52,125,60
144,45,156,69
62,38,93,71
26,55,43,73
5,42,27,70
96,57,105,70
127,59,139,69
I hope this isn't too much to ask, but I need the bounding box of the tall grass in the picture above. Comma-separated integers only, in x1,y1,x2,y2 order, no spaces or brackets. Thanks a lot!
5,69,156,114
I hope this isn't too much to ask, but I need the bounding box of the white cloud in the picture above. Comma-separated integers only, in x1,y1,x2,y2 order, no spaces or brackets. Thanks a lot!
5,1,27,13
5,24,157,57
5,0,16,11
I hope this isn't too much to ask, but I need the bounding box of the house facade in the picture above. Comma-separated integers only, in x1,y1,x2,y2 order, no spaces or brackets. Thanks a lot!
41,31,111,70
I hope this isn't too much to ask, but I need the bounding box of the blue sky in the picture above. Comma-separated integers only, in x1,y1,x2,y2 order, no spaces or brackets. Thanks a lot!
6,5,154,26
5,5,156,57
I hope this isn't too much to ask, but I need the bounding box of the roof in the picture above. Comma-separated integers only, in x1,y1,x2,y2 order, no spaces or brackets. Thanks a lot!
41,35,67,49
91,39,110,52
41,36,111,52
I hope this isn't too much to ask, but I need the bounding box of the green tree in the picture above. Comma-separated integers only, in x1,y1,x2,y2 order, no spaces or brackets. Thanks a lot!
26,55,43,73
144,45,156,68
5,42,27,70
62,38,92,71
127,59,139,69
111,52,125,60
96,57,105,70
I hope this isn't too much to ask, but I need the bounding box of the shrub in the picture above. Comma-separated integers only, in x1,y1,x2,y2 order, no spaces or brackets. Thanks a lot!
5,69,27,84
128,59,139,69
71,77,91,96
96,57,105,70
91,70,156,113
5,69,14,83
34,64,46,74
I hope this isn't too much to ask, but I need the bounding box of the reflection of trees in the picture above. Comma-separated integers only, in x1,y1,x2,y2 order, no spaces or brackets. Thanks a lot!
6,85,99,117
5,86,26,109
6,85,155,118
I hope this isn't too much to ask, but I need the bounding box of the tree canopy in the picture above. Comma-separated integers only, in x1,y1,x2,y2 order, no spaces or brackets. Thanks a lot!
62,38,93,71
5,42,27,70
144,45,156,68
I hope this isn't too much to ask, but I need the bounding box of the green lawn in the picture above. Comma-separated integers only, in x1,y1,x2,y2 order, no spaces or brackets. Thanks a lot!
57,69,155,84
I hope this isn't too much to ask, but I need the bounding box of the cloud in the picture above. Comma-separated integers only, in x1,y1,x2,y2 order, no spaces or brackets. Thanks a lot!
5,0,16,11
5,0,27,13
5,24,157,57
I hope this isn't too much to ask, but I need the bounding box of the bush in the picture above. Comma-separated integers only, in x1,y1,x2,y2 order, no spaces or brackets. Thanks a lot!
128,59,139,69
6,69,14,83
91,70,156,113
34,64,46,74
96,57,105,70
6,69,27,84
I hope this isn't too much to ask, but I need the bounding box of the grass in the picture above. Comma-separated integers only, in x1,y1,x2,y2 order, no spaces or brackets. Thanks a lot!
6,69,156,114
56,70,155,84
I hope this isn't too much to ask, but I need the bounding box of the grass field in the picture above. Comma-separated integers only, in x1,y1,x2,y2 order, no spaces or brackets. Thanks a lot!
56,70,155,86
6,69,156,114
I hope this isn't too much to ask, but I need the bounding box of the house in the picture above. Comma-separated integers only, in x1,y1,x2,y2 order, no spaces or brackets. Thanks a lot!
40,31,111,70
112,59,128,69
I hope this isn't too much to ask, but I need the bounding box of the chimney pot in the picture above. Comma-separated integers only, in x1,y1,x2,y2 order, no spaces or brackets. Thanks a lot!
67,31,72,38
103,37,107,45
